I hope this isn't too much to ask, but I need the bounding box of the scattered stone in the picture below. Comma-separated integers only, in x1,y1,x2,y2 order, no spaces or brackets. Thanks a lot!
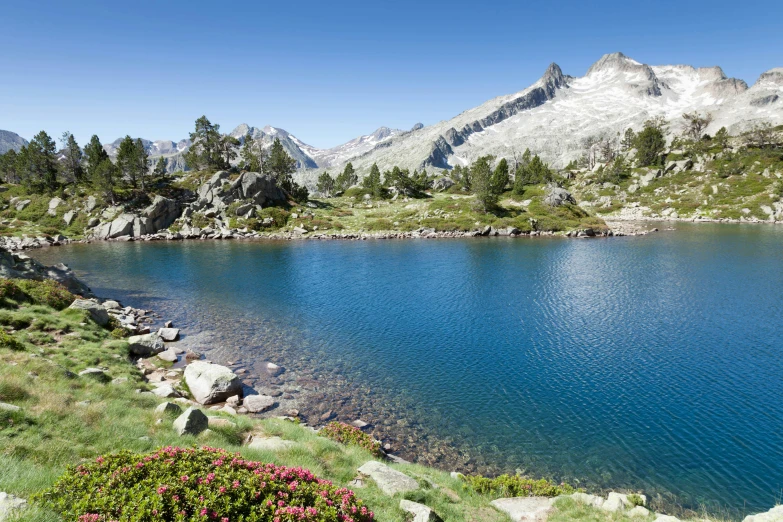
76,400,91,407
629,506,651,517
320,410,335,421
400,500,443,522
265,362,284,376
0,402,21,412
184,361,242,405
185,349,203,361
220,405,237,416
0,492,27,520
244,394,277,413
357,461,418,496
349,478,365,488
351,419,370,429
68,300,110,326
164,320,173,328
78,368,109,382
157,348,178,362
449,471,462,480
247,436,296,451
151,385,180,398
602,492,639,512
158,327,180,342
154,402,182,415
111,377,129,385
225,395,241,407
173,407,208,436
128,333,165,356
490,497,555,522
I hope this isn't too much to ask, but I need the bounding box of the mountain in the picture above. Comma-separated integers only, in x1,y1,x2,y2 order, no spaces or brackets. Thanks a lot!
297,52,782,184
0,130,28,154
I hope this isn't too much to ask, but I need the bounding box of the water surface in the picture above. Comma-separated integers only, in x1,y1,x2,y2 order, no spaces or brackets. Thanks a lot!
32,224,783,514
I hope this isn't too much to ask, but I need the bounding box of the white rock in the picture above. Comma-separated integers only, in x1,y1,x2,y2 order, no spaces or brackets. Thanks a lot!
247,436,296,451
172,407,208,436
243,394,277,413
629,506,651,517
743,505,783,522
570,492,604,508
183,361,241,405
490,497,555,522
357,461,418,496
400,499,441,522
0,492,27,521
151,385,180,398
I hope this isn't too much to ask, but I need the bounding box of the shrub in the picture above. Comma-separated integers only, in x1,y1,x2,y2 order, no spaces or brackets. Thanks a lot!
319,422,383,457
34,446,375,522
0,327,24,351
15,279,76,310
0,278,29,307
257,207,291,229
0,380,29,401
627,494,645,507
462,473,578,498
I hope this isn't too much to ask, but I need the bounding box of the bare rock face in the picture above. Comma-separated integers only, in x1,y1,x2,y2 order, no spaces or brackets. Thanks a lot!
0,251,93,296
184,361,241,405
544,185,576,207
128,333,165,356
743,505,783,522
142,196,180,231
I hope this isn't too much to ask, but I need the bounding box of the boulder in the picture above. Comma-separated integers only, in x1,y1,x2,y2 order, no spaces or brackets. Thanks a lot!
87,217,100,228
628,506,651,517
743,505,783,522
69,300,109,326
78,368,109,382
85,195,97,212
570,492,604,508
243,394,276,413
48,197,62,215
142,196,181,232
265,362,283,376
544,185,576,207
93,213,136,239
490,497,555,522
357,461,418,496
15,200,30,211
103,300,120,310
173,407,208,436
208,417,236,428
247,436,296,451
128,333,165,356
184,361,242,405
601,492,633,512
63,210,76,226
0,402,21,412
432,177,455,191
157,348,178,362
654,516,681,522
225,395,241,407
400,500,443,522
158,327,180,342
0,492,27,521
155,402,182,415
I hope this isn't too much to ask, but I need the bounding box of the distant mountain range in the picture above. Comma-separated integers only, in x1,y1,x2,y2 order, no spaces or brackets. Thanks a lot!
0,130,28,155
3,52,782,182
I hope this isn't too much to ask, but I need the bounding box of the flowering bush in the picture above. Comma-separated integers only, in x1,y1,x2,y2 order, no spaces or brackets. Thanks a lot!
462,474,578,498
318,422,383,457
0,278,76,310
34,446,375,522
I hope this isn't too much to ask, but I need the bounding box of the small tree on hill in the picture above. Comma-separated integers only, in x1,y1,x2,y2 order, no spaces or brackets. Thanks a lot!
240,133,264,171
152,156,168,179
714,127,730,150
264,138,308,203
19,131,59,193
335,162,358,191
184,115,223,170
60,132,84,183
362,163,384,198
682,112,713,140
0,150,19,183
219,135,240,168
621,128,636,151
634,120,666,167
84,135,110,181
92,158,118,205
471,155,502,211
316,172,336,196
749,121,774,149
490,158,510,194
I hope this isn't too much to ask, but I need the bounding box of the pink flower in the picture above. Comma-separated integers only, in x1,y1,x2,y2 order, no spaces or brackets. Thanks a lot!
200,508,208,516
181,475,189,482
157,486,168,495
232,480,240,488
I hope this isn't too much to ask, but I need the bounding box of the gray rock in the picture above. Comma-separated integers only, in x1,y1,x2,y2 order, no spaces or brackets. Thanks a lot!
157,348,178,363
111,377,129,385
79,368,109,382
68,300,110,326
155,402,182,415
87,217,100,228
490,497,555,522
400,500,443,522
247,436,296,451
243,394,276,413
127,333,165,356
0,492,27,521
432,177,455,191
103,300,120,310
654,516,681,522
85,195,97,212
357,461,418,496
151,385,180,398
743,506,783,522
265,362,284,376
184,361,241,405
225,395,241,407
0,402,21,412
158,327,180,342
544,185,576,207
15,200,30,211
601,492,635,512
142,196,181,232
570,492,604,508
208,417,236,428
62,210,76,226
628,506,651,517
93,213,136,239
173,407,208,436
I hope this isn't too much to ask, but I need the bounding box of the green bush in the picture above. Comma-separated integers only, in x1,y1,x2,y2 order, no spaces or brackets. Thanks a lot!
627,494,645,507
0,327,24,351
34,446,375,522
462,473,578,498
319,422,383,457
0,278,29,307
257,207,291,229
15,279,76,310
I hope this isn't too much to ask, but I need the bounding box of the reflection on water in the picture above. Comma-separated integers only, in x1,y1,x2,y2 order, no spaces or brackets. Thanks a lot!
32,224,783,514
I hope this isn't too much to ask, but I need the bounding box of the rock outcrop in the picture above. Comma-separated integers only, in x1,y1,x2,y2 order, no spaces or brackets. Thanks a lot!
0,251,93,296
184,361,242,405
68,300,110,326
357,461,418,496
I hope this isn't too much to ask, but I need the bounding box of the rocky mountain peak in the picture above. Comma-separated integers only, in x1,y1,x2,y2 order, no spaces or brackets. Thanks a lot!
540,62,568,96
370,127,394,141
755,68,783,87
0,130,28,154
586,52,641,75
411,123,424,132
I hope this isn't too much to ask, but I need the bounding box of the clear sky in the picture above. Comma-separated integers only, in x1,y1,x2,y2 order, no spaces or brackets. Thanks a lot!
1,0,781,149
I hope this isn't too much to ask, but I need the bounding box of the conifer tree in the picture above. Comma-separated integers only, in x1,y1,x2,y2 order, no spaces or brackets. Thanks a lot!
240,133,264,171
60,132,84,183
335,162,358,191
471,156,500,211
362,163,384,198
316,172,336,196
20,131,59,193
184,116,223,170
84,135,110,180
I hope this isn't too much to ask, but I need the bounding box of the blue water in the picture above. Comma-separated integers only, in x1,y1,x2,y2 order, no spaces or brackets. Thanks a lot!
32,224,783,514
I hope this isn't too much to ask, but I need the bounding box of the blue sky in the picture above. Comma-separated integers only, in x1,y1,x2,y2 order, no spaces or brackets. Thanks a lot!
1,0,781,149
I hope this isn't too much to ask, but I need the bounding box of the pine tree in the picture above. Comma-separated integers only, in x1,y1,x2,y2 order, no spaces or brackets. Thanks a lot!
471,156,500,211
634,121,666,167
84,135,110,181
184,115,223,170
490,158,509,194
92,159,118,205
152,157,167,179
60,132,84,183
264,138,297,193
240,133,264,171
316,172,336,197
386,166,414,196
219,135,240,168
335,162,358,191
0,150,18,183
714,127,730,150
621,128,636,151
20,131,59,193
362,163,384,198
116,136,138,188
